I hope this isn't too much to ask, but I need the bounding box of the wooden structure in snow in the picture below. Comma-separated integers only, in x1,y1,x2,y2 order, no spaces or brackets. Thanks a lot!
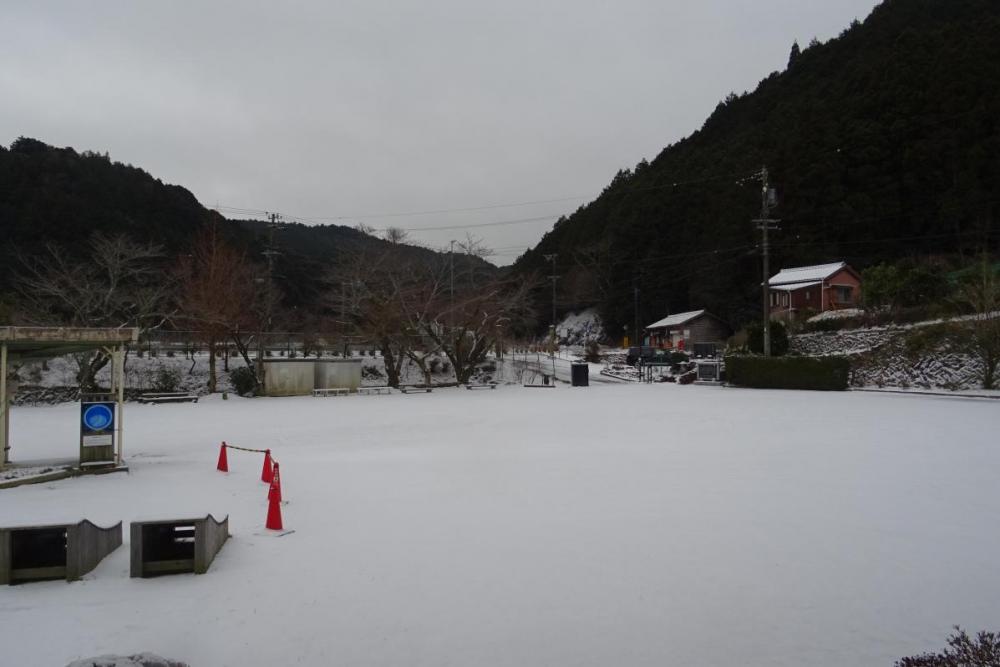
130,514,229,578
0,519,122,584
644,311,732,351
0,326,138,470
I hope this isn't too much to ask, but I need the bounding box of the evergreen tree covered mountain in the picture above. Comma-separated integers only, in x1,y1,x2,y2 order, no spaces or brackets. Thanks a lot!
514,0,1000,334
0,137,212,255
0,138,495,311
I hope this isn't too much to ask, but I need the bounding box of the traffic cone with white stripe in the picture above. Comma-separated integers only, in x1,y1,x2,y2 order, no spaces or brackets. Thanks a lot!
268,462,282,504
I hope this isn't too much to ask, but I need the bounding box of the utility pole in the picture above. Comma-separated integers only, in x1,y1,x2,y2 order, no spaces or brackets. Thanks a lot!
257,212,282,369
633,284,640,349
544,253,558,356
449,240,456,333
753,167,780,357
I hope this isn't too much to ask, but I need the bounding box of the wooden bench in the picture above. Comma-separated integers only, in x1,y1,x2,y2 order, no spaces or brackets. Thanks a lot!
465,382,498,390
138,392,199,404
312,388,350,397
400,386,433,394
358,386,392,395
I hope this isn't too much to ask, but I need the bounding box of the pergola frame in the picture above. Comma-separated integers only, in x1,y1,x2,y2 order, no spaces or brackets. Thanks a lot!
0,326,139,470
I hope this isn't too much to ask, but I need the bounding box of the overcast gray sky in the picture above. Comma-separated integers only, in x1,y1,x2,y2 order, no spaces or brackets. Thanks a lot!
2,1,880,263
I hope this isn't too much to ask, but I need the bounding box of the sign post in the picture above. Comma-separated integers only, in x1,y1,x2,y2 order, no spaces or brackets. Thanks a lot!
80,394,116,468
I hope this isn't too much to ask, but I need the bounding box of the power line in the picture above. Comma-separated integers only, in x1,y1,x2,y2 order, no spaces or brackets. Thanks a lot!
208,168,763,233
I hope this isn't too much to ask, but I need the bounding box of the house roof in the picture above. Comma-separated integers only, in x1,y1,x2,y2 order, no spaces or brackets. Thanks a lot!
771,280,822,292
646,309,705,330
769,262,847,286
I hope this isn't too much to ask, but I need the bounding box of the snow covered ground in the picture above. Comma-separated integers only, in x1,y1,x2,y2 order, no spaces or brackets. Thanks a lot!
1,384,998,666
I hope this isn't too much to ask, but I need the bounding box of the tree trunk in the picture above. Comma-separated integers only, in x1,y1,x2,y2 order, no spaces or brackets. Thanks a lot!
77,351,111,392
208,339,217,393
381,348,401,387
984,349,998,390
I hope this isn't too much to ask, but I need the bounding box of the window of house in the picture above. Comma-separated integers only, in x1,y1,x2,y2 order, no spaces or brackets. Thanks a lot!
835,286,853,303
805,290,811,301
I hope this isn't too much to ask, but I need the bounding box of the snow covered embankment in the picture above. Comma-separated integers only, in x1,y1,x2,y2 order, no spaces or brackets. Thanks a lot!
791,324,984,390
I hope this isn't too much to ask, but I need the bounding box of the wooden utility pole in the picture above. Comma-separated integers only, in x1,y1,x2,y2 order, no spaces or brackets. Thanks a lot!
754,167,779,356
256,213,281,377
544,253,558,355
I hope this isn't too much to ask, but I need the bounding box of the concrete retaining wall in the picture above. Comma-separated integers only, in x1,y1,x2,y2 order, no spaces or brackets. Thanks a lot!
262,359,362,396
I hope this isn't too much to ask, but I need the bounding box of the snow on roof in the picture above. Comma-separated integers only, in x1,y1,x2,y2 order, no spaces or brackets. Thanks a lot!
646,309,705,330
771,280,822,292
769,262,846,286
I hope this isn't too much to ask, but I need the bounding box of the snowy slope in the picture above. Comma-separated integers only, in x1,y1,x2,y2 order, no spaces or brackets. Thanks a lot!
1,385,998,666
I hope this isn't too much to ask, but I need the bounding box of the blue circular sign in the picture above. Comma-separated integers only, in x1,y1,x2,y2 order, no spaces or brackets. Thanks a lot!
82,404,113,431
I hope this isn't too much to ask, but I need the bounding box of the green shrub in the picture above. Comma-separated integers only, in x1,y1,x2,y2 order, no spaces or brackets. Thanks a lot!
725,355,849,390
229,366,258,396
153,366,181,393
745,320,790,355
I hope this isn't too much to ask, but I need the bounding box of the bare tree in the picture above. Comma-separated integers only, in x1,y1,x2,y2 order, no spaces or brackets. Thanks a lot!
383,227,410,245
329,246,414,387
16,233,170,389
175,224,260,392
955,256,1000,389
395,251,536,384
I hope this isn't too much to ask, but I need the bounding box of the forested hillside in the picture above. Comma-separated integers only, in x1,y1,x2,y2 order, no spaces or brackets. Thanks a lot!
514,0,1000,334
0,138,494,313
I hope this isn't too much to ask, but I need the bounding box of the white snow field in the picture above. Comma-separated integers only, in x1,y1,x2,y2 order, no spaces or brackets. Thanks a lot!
1,384,998,667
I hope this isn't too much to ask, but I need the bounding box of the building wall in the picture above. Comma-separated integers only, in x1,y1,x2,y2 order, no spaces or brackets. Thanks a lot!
687,316,731,344
262,359,363,396
314,359,362,391
648,315,731,348
792,285,821,311
770,285,821,317
823,269,862,310
261,360,315,397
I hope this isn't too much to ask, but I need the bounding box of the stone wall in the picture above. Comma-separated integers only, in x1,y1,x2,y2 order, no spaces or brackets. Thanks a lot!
791,325,984,390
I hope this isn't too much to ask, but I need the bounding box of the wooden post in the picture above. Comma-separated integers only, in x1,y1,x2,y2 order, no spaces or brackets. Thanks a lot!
1,342,7,468
0,529,10,585
129,522,143,578
115,344,125,466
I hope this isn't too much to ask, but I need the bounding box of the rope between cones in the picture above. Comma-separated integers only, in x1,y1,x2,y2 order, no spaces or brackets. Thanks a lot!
223,444,269,453
215,441,285,531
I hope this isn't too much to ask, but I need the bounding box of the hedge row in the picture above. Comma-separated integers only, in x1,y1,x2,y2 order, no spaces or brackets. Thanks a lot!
724,355,850,391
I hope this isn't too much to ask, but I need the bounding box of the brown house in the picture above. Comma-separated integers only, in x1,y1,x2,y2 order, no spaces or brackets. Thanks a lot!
767,261,862,319
644,310,732,351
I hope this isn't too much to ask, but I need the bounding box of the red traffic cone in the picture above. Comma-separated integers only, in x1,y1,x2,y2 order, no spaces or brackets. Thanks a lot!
261,449,273,483
268,462,282,503
265,489,283,532
216,442,229,472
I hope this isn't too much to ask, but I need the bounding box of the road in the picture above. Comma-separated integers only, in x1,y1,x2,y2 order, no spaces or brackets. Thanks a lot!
505,352,629,385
